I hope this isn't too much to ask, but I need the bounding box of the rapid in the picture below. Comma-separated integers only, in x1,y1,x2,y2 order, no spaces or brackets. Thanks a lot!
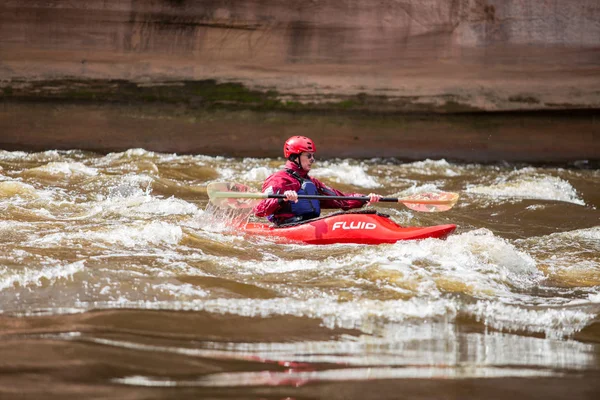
1,149,599,399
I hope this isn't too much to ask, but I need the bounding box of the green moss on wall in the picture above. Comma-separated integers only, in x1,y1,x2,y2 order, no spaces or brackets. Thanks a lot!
1,78,485,114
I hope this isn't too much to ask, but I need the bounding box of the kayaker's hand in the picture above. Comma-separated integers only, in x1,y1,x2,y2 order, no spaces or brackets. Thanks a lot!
283,190,298,203
366,193,382,206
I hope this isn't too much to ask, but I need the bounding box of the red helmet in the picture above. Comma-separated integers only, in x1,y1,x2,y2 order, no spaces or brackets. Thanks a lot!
283,136,317,159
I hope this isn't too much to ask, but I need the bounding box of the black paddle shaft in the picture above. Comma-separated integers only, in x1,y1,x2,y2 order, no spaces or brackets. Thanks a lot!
268,194,399,202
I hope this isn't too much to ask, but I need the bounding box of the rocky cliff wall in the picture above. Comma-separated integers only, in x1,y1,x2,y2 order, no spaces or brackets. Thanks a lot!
1,0,599,161
2,0,599,110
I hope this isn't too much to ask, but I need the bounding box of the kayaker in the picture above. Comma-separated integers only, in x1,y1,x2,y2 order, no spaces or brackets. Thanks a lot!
254,136,381,225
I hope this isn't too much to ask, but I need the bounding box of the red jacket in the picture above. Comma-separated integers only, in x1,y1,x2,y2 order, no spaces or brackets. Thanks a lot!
253,161,367,224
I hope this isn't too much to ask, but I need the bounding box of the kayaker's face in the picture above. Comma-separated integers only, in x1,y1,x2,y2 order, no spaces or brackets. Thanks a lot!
300,152,315,171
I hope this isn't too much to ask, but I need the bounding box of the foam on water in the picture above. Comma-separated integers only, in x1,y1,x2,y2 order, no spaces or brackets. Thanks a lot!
0,176,59,203
568,226,600,242
27,221,183,249
162,227,592,338
0,220,30,234
311,161,381,188
0,181,39,199
378,229,538,296
236,229,540,297
522,226,600,252
0,150,29,160
466,169,585,205
98,149,206,171
184,227,598,339
2,151,598,354
154,283,210,299
99,193,199,218
466,301,595,339
76,296,457,332
240,166,276,182
2,181,198,221
0,149,69,162
516,227,600,288
397,183,448,197
0,259,85,291
238,257,326,274
129,197,198,216
94,180,199,218
25,162,98,178
398,159,465,177
216,167,237,180
103,148,160,161
113,173,155,191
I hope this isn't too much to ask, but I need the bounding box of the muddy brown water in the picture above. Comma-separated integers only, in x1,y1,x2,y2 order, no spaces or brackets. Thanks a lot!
0,150,599,399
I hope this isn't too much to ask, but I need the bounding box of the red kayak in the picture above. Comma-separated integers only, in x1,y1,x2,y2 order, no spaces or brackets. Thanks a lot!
242,210,456,245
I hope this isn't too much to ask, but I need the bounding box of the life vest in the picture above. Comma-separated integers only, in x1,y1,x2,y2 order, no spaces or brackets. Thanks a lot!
287,169,321,221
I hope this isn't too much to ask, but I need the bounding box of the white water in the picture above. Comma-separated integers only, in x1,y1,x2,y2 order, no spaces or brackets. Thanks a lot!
1,150,599,372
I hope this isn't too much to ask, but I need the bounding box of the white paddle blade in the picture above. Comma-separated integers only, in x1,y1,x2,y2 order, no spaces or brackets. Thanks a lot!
207,182,263,209
400,192,459,213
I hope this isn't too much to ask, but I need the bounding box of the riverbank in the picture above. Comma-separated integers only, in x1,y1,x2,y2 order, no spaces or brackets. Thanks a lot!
1,79,599,163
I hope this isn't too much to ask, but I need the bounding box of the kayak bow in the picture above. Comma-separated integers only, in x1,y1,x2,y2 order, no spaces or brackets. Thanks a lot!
242,210,456,245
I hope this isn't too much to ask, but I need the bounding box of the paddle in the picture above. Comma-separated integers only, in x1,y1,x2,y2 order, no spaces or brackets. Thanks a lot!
207,182,459,212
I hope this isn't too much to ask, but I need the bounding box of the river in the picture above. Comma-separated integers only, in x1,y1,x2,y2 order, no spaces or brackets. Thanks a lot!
1,149,599,399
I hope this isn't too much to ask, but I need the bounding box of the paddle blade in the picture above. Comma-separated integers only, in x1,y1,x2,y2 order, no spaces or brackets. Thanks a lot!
207,182,262,209
399,192,459,212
